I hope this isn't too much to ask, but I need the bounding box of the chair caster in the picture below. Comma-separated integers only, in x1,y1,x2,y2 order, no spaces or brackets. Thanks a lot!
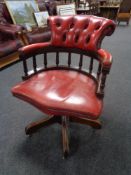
25,125,39,135
63,150,69,159
28,134,33,138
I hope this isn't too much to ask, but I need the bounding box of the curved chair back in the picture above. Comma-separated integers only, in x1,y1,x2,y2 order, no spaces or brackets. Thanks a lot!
19,15,115,97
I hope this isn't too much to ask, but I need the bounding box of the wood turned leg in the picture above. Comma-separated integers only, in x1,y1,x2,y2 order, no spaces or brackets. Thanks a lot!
61,116,70,158
25,115,60,135
70,116,102,129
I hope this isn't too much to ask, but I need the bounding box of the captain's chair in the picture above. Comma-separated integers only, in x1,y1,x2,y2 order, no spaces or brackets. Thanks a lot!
11,15,115,158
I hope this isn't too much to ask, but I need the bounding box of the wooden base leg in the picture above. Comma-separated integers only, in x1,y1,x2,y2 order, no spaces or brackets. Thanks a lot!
25,115,60,135
70,116,102,129
61,116,70,158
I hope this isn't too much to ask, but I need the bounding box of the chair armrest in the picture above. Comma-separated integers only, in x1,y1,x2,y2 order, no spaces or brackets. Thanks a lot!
19,42,51,59
97,49,113,70
0,28,18,37
23,27,51,44
18,42,52,79
96,49,113,98
0,24,24,36
0,28,18,40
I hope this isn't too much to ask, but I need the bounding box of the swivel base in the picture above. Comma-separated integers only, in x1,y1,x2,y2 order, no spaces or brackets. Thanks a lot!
25,115,102,158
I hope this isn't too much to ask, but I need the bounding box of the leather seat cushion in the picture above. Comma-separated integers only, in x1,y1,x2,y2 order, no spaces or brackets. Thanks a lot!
11,70,103,120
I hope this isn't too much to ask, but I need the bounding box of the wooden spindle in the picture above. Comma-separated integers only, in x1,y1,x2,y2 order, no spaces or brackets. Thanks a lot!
97,70,107,97
33,55,37,73
97,63,102,79
79,54,83,70
89,57,93,74
23,59,28,77
100,71,107,95
68,52,71,67
56,52,59,66
44,52,47,68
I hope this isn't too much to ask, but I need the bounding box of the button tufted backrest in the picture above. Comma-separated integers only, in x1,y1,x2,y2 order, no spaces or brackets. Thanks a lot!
48,15,115,53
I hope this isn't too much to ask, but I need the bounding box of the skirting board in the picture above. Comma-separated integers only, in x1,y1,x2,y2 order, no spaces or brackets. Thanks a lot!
0,52,20,71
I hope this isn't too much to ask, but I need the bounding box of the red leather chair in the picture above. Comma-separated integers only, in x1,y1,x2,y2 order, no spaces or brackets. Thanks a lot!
11,15,115,157
0,2,24,70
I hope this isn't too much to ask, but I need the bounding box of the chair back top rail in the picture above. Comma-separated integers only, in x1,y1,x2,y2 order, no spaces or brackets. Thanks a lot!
20,45,98,60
